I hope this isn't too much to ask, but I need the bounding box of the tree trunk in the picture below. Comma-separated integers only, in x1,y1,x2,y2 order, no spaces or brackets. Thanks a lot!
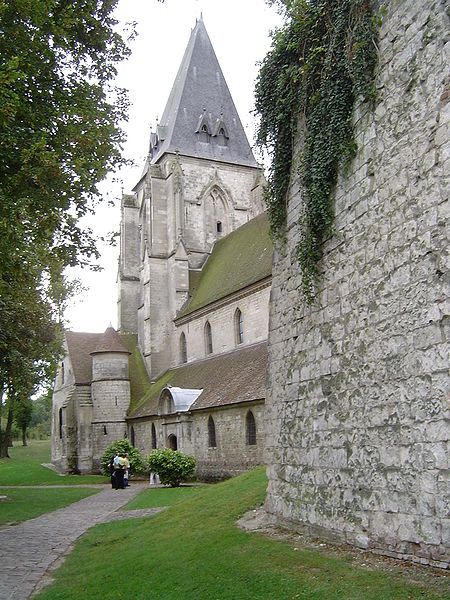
0,400,14,458
22,425,28,446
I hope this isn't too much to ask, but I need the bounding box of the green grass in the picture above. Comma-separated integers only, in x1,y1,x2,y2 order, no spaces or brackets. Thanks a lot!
0,440,108,485
0,487,100,525
125,485,204,509
34,468,449,600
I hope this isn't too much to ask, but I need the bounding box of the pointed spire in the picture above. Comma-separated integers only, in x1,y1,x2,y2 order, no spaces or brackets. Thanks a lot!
150,19,258,168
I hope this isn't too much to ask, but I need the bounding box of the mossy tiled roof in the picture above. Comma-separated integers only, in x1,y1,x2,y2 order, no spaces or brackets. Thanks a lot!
119,334,151,405
127,341,267,419
177,212,272,318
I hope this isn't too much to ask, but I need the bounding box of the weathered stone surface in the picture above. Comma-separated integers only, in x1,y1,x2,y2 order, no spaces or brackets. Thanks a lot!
265,0,450,568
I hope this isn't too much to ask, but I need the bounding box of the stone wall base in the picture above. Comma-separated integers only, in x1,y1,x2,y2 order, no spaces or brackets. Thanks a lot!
263,511,449,570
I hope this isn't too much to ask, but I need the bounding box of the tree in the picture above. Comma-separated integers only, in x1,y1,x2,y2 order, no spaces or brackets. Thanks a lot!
14,392,33,446
147,449,196,487
0,1,133,456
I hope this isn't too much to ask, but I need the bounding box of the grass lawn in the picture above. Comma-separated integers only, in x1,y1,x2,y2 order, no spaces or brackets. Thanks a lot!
34,468,449,600
125,485,204,509
0,440,108,485
0,487,100,525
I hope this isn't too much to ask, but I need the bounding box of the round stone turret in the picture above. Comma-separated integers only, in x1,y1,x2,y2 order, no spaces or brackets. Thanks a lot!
90,327,131,468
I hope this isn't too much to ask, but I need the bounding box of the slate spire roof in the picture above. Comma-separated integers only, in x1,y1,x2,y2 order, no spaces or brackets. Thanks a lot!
149,17,258,168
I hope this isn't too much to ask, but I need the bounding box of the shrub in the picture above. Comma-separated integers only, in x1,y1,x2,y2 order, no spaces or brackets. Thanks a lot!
147,448,196,487
101,439,148,477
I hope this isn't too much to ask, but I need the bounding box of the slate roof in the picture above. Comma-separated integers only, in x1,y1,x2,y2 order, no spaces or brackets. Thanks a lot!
65,332,102,385
150,17,258,168
91,326,131,355
177,212,272,319
127,341,267,419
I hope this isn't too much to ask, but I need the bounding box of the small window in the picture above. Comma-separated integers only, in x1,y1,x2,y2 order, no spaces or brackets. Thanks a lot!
168,434,177,450
151,423,157,449
204,321,213,355
103,425,107,436
199,124,210,143
216,221,222,233
180,332,187,364
234,308,244,345
61,362,65,384
59,407,63,439
246,411,256,446
130,426,135,447
208,415,217,448
216,128,228,146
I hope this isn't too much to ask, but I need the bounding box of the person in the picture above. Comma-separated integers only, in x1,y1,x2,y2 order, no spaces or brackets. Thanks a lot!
123,453,131,487
113,452,125,489
109,453,117,489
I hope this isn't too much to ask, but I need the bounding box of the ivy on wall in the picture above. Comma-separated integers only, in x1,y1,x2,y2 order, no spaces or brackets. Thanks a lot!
255,0,379,301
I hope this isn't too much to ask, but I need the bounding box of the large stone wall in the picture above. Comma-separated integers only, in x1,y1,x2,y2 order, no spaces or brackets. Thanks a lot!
265,0,449,568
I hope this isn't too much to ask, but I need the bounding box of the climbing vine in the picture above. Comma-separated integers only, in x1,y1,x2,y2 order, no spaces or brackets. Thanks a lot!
255,0,379,301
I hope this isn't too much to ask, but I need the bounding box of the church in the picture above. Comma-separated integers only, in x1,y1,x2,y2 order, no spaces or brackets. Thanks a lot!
51,17,272,479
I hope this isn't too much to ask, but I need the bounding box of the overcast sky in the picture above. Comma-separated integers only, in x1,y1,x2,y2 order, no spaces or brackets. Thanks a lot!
64,0,282,332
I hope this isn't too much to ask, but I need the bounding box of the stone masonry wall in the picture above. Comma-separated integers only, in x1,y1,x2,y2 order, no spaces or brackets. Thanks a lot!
129,402,265,481
193,403,265,481
173,284,270,365
265,0,449,568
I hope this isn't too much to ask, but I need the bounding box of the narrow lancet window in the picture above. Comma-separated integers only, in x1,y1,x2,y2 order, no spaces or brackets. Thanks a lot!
234,308,244,345
246,411,256,446
204,321,213,355
208,415,217,448
180,332,187,364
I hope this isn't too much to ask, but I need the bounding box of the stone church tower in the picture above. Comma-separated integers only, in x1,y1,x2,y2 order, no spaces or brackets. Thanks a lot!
117,17,264,379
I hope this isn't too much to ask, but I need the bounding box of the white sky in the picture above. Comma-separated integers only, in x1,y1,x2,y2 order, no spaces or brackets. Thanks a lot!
64,0,282,332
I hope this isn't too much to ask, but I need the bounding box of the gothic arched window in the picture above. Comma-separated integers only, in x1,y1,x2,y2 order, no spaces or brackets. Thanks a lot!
204,321,213,355
208,415,217,448
130,426,135,447
234,308,244,345
61,362,65,384
246,410,256,446
180,332,187,364
151,423,157,449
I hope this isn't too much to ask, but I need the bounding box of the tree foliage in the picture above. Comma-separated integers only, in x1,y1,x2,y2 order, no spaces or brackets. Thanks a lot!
0,1,132,456
255,0,378,301
147,448,196,487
